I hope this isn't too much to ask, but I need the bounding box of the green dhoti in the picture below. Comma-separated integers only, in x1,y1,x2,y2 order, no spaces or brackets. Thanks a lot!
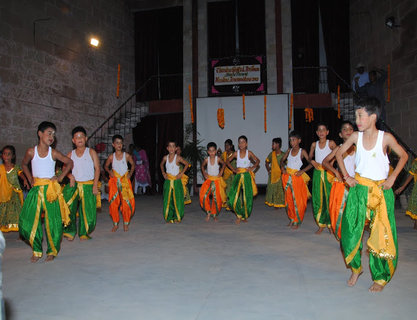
227,170,257,220
19,184,63,257
163,176,184,222
341,175,397,286
63,181,97,239
312,168,333,227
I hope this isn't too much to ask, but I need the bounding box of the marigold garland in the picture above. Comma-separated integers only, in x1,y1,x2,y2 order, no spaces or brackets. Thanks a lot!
264,95,267,133
304,107,314,123
217,108,225,129
242,94,246,119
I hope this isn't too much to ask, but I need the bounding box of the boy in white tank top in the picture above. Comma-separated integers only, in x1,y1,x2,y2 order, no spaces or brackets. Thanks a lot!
160,141,190,223
225,135,260,224
200,142,226,221
19,121,73,263
308,123,337,234
335,98,408,292
104,135,135,232
281,131,312,229
62,126,100,240
322,121,356,240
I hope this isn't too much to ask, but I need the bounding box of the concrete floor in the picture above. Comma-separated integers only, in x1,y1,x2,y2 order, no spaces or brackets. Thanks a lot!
2,195,417,320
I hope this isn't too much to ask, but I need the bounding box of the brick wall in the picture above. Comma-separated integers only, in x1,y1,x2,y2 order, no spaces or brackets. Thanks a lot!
0,0,135,160
350,0,417,152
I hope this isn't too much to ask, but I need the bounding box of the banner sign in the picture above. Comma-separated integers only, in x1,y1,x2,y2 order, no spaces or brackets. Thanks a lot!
209,55,266,96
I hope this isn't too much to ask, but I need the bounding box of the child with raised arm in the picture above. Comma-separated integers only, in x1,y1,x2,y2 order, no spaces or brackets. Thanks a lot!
0,145,29,232
281,131,311,229
309,123,337,234
221,139,236,206
335,98,408,292
200,142,226,221
19,121,73,262
226,135,260,224
62,127,100,240
395,158,417,229
322,121,356,239
265,137,285,209
104,135,135,232
160,141,189,223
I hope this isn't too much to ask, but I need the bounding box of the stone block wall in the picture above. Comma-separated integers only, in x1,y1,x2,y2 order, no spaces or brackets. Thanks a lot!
0,0,135,160
350,0,417,152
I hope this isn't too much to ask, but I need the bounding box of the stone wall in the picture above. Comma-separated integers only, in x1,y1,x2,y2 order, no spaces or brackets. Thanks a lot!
350,0,417,152
0,0,135,160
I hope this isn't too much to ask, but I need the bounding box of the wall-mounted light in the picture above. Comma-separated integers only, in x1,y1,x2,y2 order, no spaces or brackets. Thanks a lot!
385,16,400,29
90,37,100,47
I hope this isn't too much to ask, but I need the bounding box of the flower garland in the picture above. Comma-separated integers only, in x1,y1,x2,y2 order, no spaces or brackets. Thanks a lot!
217,108,225,129
304,107,314,123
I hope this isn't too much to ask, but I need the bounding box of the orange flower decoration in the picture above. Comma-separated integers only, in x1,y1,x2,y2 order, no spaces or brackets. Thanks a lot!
217,108,225,129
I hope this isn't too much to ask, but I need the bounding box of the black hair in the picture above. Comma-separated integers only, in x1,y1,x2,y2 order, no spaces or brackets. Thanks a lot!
224,139,235,152
207,142,217,150
112,134,124,143
238,135,247,142
72,126,87,137
272,137,282,148
167,140,177,147
340,121,354,132
1,145,16,164
356,97,381,120
37,121,56,140
289,131,301,139
316,122,328,130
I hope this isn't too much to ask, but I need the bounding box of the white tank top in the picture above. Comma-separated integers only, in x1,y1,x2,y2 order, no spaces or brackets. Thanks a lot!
287,148,303,170
166,154,179,176
315,140,332,164
112,152,128,176
71,148,94,182
343,152,356,178
32,146,55,179
207,156,219,176
236,150,250,168
355,131,389,180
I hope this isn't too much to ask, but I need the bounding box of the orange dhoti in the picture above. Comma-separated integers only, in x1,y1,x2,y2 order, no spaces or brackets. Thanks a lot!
108,172,135,225
329,180,349,240
199,176,226,216
282,168,310,225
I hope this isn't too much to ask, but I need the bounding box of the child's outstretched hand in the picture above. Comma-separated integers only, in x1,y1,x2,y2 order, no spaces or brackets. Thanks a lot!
93,184,98,195
176,172,183,180
295,171,303,177
162,172,168,180
311,160,319,169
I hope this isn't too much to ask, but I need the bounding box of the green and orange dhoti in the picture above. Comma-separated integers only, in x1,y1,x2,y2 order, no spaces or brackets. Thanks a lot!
163,174,184,223
108,172,135,226
282,168,310,225
227,168,258,220
199,176,226,216
19,178,70,257
63,180,98,240
329,180,349,240
312,165,334,228
341,174,397,287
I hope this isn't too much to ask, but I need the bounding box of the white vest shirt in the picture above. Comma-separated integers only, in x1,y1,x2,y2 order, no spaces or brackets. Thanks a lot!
287,148,303,171
71,148,94,182
207,156,219,176
315,140,332,164
236,150,250,168
31,146,55,179
166,154,179,176
112,152,128,176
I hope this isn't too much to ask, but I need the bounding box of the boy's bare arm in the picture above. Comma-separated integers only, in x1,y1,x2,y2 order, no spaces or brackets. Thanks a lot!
126,153,135,179
280,149,290,173
176,155,189,179
52,149,73,183
395,174,413,195
21,148,34,187
296,149,312,175
218,158,226,176
104,154,114,178
322,146,342,180
335,132,358,187
201,158,208,179
308,142,319,168
64,151,76,187
248,151,260,171
160,156,167,179
382,133,408,189
90,149,101,195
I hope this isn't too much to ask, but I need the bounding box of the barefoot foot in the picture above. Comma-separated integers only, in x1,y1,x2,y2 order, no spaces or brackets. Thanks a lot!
369,282,384,292
111,224,119,232
45,255,55,262
123,224,129,232
291,224,299,230
347,271,362,287
315,227,324,235
214,217,218,222
30,255,40,263
235,218,241,225
205,214,210,222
